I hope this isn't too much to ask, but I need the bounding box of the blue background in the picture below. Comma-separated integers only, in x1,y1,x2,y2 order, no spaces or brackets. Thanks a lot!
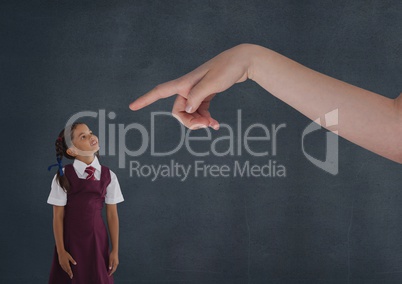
1,0,401,283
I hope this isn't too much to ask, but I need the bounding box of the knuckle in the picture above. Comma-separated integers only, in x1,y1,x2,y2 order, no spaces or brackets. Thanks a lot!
153,84,164,99
174,80,188,94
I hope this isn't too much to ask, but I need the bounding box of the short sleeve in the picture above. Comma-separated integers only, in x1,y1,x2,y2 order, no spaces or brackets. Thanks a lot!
47,172,67,206
105,170,124,204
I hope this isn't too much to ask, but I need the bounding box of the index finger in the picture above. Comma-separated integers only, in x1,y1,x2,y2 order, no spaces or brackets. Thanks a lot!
63,264,73,279
109,263,118,276
129,79,179,111
129,64,210,111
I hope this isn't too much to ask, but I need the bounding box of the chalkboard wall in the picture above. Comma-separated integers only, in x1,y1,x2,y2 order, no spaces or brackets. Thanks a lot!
1,0,401,283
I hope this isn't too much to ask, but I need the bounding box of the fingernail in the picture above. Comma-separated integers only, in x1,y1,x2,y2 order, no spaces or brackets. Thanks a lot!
209,123,218,130
185,105,192,113
193,125,206,130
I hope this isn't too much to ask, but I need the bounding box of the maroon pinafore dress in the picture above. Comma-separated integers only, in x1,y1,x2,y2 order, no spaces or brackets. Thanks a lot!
49,164,113,284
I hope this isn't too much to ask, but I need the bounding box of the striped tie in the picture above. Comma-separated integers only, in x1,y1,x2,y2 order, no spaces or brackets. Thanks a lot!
85,166,96,180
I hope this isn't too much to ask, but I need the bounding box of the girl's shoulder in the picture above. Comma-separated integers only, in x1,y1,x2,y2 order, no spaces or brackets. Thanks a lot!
101,166,119,181
100,164,110,170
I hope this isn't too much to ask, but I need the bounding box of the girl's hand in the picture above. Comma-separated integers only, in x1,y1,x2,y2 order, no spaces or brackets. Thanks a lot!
58,250,77,279
108,250,119,276
129,44,256,130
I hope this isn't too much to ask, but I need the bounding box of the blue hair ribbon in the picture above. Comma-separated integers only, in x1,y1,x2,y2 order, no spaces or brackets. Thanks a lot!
47,157,64,177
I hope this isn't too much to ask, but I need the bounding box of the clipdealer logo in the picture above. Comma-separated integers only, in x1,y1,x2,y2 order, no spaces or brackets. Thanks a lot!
302,109,339,175
63,109,338,181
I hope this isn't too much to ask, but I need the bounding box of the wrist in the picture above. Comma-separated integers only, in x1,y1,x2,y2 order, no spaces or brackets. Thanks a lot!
247,45,275,85
57,248,66,255
242,43,265,81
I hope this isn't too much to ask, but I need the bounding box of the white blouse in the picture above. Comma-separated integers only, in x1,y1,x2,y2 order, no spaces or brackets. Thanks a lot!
47,156,124,206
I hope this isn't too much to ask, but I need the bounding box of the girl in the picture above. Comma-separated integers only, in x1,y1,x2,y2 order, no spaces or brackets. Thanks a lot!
47,122,124,284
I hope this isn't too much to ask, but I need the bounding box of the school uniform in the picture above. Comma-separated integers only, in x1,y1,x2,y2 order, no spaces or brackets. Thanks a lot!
47,157,124,284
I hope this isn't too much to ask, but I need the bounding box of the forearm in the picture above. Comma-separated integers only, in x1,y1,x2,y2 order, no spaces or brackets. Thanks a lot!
107,207,120,251
53,206,65,254
248,44,402,163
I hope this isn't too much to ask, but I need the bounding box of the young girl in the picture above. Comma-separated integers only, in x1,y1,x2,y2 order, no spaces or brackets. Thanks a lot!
47,122,124,284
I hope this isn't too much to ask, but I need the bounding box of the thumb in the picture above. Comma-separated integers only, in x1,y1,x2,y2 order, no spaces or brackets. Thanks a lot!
109,259,114,270
185,73,220,114
69,255,77,265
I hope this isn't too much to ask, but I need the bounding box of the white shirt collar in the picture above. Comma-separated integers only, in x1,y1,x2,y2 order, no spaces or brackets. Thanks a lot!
73,156,101,176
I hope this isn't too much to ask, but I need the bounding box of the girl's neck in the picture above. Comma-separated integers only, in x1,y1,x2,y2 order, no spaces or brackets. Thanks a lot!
75,155,95,165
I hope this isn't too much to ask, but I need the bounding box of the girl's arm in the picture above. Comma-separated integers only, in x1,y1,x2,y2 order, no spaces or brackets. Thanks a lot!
106,204,120,276
129,44,402,164
53,206,76,279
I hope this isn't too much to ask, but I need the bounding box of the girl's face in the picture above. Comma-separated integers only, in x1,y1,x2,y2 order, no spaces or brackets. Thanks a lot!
67,124,100,157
